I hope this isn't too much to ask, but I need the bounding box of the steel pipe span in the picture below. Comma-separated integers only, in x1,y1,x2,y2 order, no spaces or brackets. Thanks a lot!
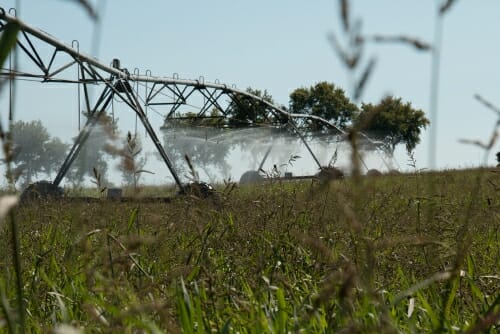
1,8,388,192
0,8,349,134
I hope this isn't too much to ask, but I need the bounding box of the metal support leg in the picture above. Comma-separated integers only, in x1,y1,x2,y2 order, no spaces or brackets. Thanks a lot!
287,120,322,169
258,145,273,171
53,86,114,186
116,80,185,192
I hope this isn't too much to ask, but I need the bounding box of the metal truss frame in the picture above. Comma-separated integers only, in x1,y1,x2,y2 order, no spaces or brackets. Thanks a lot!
1,9,378,190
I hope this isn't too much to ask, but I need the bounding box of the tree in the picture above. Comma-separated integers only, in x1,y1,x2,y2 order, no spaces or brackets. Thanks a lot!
9,120,69,186
289,81,358,131
41,137,69,174
165,109,225,128
358,96,430,154
227,88,275,127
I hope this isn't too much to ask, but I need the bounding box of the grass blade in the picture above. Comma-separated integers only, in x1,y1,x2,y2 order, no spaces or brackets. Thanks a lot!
0,22,19,69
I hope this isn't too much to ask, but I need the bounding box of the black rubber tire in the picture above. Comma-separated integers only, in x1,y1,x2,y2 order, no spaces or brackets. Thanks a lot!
315,167,344,181
239,170,264,184
178,182,217,199
20,181,64,202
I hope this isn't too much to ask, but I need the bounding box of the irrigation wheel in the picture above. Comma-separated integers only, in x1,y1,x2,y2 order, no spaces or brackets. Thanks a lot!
20,181,64,202
239,170,264,184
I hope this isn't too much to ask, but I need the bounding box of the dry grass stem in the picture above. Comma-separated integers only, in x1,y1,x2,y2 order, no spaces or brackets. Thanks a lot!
440,0,459,16
474,94,500,117
369,35,432,51
339,0,350,31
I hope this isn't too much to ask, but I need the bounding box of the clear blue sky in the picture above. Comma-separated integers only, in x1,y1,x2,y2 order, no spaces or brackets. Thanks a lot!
1,0,499,184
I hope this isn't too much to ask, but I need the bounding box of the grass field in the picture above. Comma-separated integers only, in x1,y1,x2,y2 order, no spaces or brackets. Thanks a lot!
0,168,499,333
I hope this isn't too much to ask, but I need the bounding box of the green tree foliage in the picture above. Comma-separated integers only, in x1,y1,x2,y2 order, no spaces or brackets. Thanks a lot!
9,120,69,186
289,81,358,130
165,109,225,128
358,96,430,154
227,88,275,127
40,137,69,174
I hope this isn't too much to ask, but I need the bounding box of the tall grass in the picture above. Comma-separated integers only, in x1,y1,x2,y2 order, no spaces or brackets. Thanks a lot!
1,1,499,333
0,169,497,332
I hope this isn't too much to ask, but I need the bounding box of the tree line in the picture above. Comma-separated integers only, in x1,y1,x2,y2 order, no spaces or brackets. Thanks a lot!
225,82,430,154
6,81,430,187
5,117,147,188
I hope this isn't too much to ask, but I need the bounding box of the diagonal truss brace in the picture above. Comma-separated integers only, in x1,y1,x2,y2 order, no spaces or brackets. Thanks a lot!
0,8,391,188
53,75,184,190
53,84,114,186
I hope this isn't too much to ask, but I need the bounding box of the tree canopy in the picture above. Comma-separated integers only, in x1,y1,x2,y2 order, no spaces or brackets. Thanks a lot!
289,82,358,131
9,120,68,186
226,88,275,127
358,96,430,154
161,83,430,164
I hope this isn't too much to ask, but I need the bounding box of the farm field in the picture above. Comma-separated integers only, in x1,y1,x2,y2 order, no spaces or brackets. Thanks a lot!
1,168,499,333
